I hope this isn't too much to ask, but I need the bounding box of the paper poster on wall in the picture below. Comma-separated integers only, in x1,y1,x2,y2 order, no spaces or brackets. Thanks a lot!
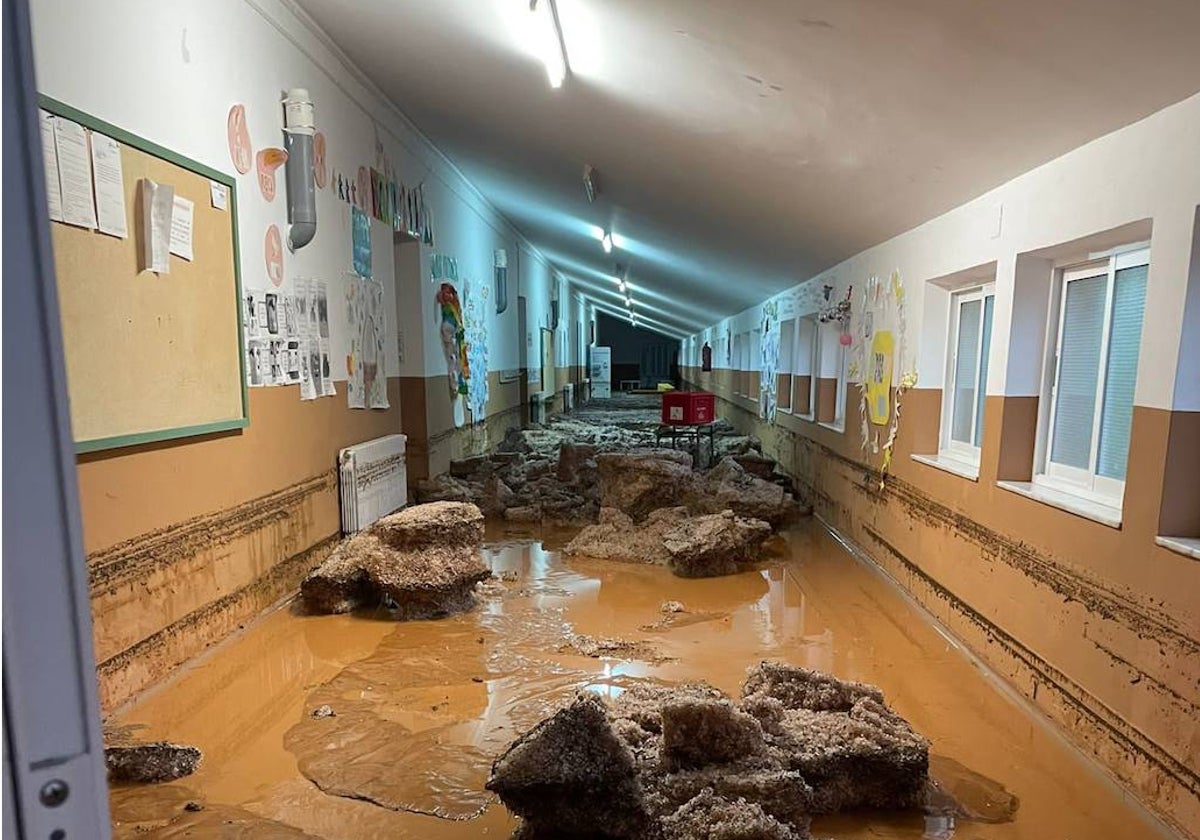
89,132,128,238
210,180,228,210
463,276,490,420
169,195,194,260
345,277,388,410
227,104,252,175
39,110,64,222
257,147,287,202
138,178,174,274
351,206,372,278
54,116,98,229
265,225,284,286
760,300,780,422
866,330,894,425
591,346,612,398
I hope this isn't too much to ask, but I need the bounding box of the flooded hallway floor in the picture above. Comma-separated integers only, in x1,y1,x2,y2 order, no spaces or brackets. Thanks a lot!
107,520,1175,839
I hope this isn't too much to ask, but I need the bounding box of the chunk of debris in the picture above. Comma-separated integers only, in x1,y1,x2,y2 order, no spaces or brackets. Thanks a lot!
597,449,698,521
487,693,652,838
105,742,202,783
663,511,773,578
661,600,686,614
311,705,335,718
661,789,803,840
566,508,772,578
488,662,929,839
301,502,489,619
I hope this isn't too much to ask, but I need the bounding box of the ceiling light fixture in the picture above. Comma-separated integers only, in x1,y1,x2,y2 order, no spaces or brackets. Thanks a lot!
530,0,568,89
601,231,612,254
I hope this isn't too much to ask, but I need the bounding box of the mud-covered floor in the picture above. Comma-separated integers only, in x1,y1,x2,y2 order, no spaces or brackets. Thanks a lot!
107,520,1172,839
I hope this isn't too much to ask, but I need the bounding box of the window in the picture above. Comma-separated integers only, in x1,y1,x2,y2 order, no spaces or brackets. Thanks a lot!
1038,247,1148,503
732,332,746,395
941,284,995,462
794,316,817,418
750,328,762,398
778,320,796,411
815,320,846,429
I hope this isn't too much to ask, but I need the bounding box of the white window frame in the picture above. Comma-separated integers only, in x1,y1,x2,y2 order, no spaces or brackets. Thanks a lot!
778,319,796,413
815,319,847,432
940,283,995,464
791,316,818,421
1036,246,1149,505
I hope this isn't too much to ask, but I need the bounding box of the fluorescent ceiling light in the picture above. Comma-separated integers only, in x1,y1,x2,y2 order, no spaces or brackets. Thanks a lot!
530,0,567,89
601,232,613,254
617,279,626,293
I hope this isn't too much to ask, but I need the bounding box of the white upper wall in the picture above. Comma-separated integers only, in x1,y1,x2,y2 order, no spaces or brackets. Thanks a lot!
30,0,562,380
692,93,1200,411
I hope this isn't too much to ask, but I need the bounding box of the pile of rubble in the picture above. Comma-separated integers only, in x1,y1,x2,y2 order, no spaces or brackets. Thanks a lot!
418,427,806,531
301,501,489,619
564,507,774,578
487,662,930,840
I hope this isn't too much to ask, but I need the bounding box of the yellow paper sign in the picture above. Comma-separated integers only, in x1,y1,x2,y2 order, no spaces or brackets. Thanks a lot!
867,330,894,425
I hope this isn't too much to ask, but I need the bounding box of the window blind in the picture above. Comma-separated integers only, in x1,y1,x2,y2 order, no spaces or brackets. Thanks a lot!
1050,274,1106,469
1097,264,1147,479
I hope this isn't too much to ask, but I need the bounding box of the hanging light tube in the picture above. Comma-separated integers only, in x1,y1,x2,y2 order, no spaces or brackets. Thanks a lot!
530,0,568,89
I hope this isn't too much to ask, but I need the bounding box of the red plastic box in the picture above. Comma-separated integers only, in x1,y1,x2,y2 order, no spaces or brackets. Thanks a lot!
662,391,715,425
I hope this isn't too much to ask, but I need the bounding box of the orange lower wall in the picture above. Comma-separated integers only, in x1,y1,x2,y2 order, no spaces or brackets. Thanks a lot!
81,379,402,712
81,368,534,713
684,366,1200,837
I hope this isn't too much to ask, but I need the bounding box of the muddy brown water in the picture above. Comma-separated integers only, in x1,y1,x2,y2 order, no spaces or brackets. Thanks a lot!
108,520,1171,839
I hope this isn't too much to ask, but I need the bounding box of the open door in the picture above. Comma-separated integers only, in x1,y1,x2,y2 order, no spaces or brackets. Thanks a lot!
3,0,112,835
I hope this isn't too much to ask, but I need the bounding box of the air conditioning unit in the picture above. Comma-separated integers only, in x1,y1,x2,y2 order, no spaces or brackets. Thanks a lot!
338,434,407,534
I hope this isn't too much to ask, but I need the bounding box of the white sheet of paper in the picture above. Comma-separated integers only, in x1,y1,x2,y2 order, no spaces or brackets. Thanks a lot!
209,180,228,210
53,117,98,229
169,195,194,260
140,178,174,274
39,111,64,222
90,132,128,238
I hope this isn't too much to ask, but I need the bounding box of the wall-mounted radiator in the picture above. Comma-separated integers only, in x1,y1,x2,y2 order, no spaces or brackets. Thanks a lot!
338,434,407,534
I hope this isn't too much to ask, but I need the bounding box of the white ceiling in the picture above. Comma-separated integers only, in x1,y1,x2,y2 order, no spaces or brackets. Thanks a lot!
295,0,1200,335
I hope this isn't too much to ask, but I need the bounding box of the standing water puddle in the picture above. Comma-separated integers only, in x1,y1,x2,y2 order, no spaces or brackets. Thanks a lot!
109,521,1168,839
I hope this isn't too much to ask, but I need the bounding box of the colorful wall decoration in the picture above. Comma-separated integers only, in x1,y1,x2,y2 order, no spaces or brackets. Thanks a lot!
853,270,917,487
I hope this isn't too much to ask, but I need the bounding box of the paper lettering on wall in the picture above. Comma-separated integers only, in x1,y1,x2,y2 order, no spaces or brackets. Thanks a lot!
169,195,194,260
39,111,64,222
53,117,98,229
138,178,174,274
265,225,284,286
227,104,252,175
210,180,228,210
89,131,128,238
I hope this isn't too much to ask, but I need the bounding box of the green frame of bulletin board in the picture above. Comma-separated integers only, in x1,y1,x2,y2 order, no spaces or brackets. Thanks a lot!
39,95,249,454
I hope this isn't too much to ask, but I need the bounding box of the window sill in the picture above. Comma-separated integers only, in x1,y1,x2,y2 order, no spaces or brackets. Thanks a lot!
912,452,979,482
817,421,845,434
996,480,1122,529
1155,536,1200,560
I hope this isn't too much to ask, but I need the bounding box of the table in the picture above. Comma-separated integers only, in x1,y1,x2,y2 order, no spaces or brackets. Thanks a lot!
655,422,716,468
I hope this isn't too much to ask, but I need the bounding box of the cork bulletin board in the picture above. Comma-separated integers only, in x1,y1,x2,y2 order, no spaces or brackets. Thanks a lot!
40,96,248,453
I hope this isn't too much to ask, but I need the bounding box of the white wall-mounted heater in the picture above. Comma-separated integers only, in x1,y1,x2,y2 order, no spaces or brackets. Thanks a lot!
338,434,407,534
